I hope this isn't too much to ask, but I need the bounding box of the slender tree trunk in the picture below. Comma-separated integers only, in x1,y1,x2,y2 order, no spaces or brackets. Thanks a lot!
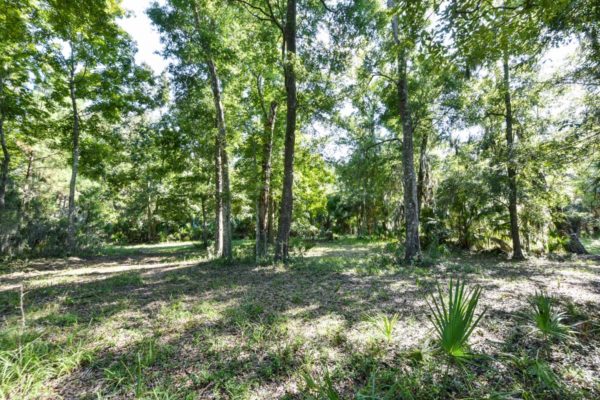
257,100,278,258
200,195,208,249
417,132,428,215
389,1,421,262
191,2,232,259
0,114,9,211
206,59,232,259
67,66,80,249
267,193,274,245
147,195,153,242
502,52,524,260
213,139,223,254
275,0,298,262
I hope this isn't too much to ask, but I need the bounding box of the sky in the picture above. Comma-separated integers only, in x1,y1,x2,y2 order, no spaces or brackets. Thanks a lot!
119,0,168,74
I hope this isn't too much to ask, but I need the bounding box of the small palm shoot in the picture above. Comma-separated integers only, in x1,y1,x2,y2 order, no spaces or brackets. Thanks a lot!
375,313,399,343
427,278,486,360
526,291,572,341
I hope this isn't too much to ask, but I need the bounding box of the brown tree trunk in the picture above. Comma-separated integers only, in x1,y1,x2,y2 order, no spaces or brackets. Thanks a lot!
0,114,8,211
417,132,428,215
257,98,278,258
389,1,421,262
275,0,297,262
268,193,274,245
192,2,232,259
207,59,232,259
200,195,208,249
146,193,153,242
502,52,525,260
67,64,80,250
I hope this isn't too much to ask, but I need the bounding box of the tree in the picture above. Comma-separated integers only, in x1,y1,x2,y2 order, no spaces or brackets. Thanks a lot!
0,0,38,211
388,0,423,262
445,0,562,260
149,0,244,259
43,0,152,249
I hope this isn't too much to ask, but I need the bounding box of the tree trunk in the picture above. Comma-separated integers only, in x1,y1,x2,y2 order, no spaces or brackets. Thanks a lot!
207,59,232,259
67,66,80,250
191,1,232,259
502,52,525,260
268,193,274,244
417,132,428,215
275,0,298,262
200,195,208,249
556,213,588,255
257,100,278,258
389,1,421,262
147,194,153,242
0,114,9,211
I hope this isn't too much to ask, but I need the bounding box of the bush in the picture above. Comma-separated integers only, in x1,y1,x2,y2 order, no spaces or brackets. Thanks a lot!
525,291,572,341
427,278,487,360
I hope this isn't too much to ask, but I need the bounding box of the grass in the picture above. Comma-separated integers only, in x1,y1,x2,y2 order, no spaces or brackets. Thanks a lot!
581,236,600,255
0,240,598,398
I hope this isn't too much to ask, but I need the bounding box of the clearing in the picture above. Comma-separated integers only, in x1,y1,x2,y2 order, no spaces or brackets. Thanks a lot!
1,240,599,399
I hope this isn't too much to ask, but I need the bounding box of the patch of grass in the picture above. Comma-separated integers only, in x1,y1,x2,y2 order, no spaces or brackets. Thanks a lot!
581,236,600,255
39,312,79,327
0,329,94,400
1,240,598,398
103,338,174,397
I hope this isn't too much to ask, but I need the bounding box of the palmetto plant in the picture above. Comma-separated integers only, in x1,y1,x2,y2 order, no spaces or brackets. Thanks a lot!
375,313,399,343
427,278,487,359
526,291,571,341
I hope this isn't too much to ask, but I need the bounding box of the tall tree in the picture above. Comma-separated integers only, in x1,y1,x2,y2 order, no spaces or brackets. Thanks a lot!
191,1,233,259
0,0,37,211
446,0,560,259
387,0,429,262
44,0,149,249
255,75,278,258
149,0,242,259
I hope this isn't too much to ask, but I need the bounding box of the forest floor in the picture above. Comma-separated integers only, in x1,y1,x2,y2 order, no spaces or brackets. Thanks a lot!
1,239,599,399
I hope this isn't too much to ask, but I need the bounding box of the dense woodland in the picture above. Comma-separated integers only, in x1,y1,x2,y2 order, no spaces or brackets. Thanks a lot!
0,0,598,261
1,1,600,398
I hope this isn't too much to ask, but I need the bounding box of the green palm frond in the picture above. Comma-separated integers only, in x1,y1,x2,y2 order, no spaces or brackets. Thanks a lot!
427,277,487,359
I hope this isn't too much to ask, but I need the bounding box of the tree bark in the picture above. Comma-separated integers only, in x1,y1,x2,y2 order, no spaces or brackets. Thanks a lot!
200,195,208,249
67,63,80,249
417,131,428,215
257,98,278,258
0,114,8,211
389,1,421,262
267,193,274,244
502,52,525,260
275,0,298,262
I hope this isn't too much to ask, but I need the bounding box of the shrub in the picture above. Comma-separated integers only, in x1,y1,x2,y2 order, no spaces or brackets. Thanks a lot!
526,291,572,341
427,278,486,360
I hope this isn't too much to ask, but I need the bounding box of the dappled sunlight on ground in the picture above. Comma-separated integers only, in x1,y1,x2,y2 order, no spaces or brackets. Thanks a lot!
1,241,599,399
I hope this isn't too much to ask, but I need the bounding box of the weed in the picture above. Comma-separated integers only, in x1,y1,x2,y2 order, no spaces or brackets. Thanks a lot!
372,313,399,343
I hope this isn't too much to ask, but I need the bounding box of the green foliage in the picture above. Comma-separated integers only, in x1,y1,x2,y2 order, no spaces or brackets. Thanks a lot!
0,332,93,399
373,313,399,343
427,278,487,360
302,370,341,400
525,291,572,341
